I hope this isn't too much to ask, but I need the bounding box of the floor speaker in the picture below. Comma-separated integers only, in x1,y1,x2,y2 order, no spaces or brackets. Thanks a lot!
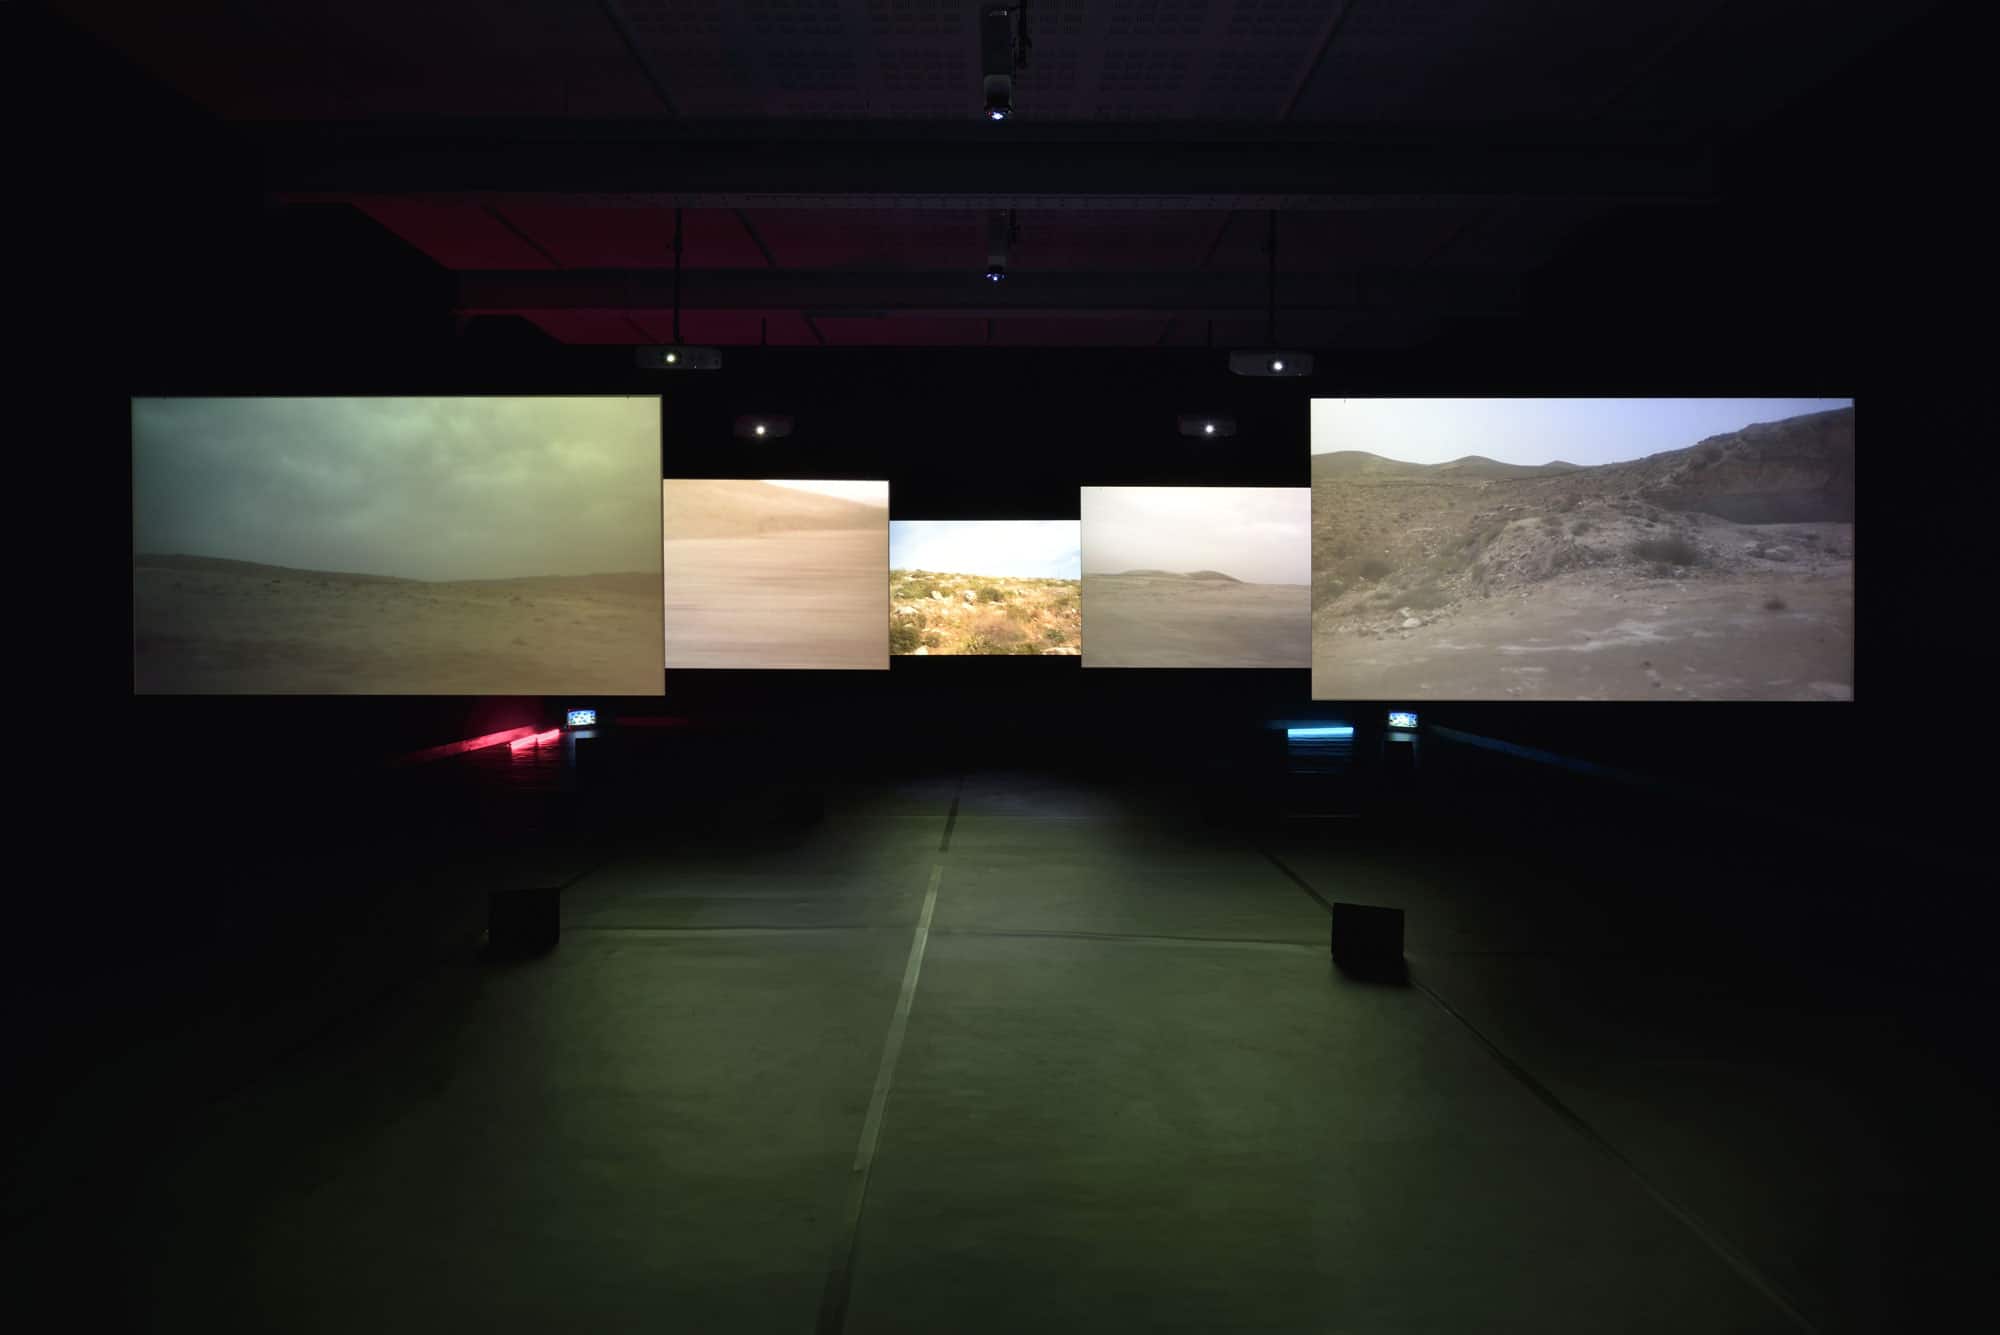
1331,901,1407,982
487,886,560,957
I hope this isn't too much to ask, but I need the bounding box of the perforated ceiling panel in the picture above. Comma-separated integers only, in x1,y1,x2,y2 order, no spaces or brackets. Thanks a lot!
605,0,1344,119
57,0,1914,126
51,0,664,118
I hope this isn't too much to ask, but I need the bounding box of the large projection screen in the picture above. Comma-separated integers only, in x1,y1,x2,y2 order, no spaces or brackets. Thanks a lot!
1081,487,1310,668
1310,398,1855,700
132,396,665,695
890,521,1081,655
662,479,890,669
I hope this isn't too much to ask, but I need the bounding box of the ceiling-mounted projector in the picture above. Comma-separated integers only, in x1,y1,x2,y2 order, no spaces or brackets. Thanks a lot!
981,5,1023,121
1177,413,1237,438
1228,351,1314,377
733,414,794,440
636,345,723,371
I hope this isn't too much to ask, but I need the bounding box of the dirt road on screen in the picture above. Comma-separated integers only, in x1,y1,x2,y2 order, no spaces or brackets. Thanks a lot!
665,529,887,669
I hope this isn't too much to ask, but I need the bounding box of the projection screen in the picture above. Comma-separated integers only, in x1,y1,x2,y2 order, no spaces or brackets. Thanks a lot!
1310,398,1855,700
890,520,1081,655
663,479,890,669
1081,487,1310,668
132,396,665,695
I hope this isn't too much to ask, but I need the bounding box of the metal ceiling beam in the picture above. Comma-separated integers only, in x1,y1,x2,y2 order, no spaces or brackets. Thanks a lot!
260,120,1713,209
456,267,1523,315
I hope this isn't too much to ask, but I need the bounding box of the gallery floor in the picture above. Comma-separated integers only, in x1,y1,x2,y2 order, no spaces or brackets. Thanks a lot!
6,762,1987,1333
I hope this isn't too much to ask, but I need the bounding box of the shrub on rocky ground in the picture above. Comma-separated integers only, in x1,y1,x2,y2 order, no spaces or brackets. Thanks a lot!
1404,582,1450,610
1630,535,1701,566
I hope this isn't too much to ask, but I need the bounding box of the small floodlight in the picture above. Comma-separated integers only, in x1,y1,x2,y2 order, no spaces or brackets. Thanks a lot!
1226,350,1314,378
637,345,723,371
1175,412,1237,439
732,413,795,441
566,709,598,727
1387,711,1418,730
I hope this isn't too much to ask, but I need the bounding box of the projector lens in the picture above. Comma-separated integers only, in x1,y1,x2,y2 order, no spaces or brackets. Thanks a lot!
1203,423,1215,434
1271,359,1284,371
665,352,678,364
754,424,766,436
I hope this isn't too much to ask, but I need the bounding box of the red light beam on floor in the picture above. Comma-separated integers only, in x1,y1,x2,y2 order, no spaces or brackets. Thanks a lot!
390,725,540,767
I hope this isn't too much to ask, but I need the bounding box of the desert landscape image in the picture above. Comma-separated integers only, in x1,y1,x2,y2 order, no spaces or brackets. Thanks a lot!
132,396,664,694
1081,486,1310,668
663,479,889,668
889,520,1082,655
1310,398,1855,700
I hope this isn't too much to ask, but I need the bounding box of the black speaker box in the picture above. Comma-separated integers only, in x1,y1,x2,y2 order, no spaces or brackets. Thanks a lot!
488,886,560,957
1330,901,1406,983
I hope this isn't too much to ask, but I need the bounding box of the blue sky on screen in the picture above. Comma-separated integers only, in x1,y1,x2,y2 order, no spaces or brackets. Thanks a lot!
1310,398,1853,467
890,521,1082,579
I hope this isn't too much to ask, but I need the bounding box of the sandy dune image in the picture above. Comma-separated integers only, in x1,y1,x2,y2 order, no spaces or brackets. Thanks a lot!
1310,399,1855,700
890,521,1081,655
1082,487,1310,668
131,396,664,695
134,557,662,694
663,479,888,669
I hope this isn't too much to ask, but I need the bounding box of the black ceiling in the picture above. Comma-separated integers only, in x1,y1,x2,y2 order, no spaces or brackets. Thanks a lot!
34,0,1950,354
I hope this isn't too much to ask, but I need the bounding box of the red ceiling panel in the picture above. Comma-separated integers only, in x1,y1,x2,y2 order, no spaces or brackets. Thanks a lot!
351,200,556,270
493,207,771,269
746,211,986,269
519,311,663,345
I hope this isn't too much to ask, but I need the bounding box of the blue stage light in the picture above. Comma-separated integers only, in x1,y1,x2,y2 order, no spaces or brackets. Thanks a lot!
1288,725,1356,740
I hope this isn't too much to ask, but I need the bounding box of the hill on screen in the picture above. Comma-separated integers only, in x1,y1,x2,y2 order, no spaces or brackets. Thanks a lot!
663,480,885,540
1112,568,1245,583
134,553,416,583
1312,453,1581,481
132,552,653,587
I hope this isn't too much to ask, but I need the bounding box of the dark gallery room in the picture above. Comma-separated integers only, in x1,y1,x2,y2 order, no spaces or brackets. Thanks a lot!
9,1,1988,1331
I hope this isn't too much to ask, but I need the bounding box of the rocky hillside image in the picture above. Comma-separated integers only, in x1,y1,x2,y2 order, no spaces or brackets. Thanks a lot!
890,570,1082,655
1311,406,1854,700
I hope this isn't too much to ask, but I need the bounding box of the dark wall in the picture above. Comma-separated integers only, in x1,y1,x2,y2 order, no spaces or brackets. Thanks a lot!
25,2,1968,834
